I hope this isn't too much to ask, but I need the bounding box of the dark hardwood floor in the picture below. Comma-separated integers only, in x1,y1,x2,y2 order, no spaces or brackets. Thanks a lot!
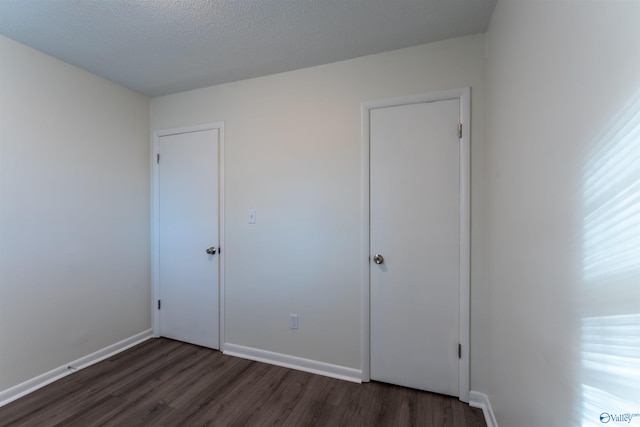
0,338,486,426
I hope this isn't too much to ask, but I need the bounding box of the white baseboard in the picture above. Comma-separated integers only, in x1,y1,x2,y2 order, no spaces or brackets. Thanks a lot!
0,329,153,407
223,343,362,383
469,391,498,427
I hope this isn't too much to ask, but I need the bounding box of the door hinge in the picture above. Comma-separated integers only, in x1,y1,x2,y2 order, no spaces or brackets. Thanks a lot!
458,123,462,139
458,343,462,358
156,153,160,164
157,299,161,310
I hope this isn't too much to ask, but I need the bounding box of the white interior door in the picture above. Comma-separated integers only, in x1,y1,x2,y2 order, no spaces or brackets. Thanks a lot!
158,129,219,349
370,99,460,396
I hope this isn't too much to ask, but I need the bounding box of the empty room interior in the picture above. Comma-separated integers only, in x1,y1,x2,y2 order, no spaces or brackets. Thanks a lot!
0,1,638,426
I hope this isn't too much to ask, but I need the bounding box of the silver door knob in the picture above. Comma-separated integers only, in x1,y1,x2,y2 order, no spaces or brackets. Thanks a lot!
373,254,384,265
205,247,217,255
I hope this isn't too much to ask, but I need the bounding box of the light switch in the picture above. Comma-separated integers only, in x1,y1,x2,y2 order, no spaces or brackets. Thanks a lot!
248,209,256,224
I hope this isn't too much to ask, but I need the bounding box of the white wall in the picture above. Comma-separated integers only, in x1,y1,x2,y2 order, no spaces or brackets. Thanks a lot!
0,35,151,391
151,35,489,390
486,1,640,425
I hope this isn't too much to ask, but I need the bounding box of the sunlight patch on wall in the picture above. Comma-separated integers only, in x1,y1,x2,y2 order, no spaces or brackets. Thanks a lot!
581,314,640,426
580,94,640,426
582,97,640,281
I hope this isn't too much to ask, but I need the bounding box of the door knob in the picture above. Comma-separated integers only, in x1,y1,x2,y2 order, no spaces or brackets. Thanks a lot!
373,254,384,265
205,247,217,255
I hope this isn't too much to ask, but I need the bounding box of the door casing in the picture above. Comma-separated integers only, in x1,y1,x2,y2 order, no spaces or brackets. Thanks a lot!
360,89,470,402
151,122,225,350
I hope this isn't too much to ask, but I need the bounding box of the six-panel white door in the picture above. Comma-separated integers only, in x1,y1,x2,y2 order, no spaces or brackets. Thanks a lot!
370,99,461,396
158,129,220,349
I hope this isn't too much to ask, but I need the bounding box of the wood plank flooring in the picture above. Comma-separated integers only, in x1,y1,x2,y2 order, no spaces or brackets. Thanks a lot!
0,338,486,427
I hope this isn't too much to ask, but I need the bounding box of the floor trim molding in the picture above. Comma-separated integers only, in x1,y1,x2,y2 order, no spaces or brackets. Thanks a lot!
469,391,498,427
224,343,362,383
0,329,153,407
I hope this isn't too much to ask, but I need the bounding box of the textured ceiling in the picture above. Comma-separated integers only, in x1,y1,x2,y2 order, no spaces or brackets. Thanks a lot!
0,0,496,98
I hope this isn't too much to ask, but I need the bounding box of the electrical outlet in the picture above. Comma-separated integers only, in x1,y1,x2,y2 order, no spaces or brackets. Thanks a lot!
289,314,298,330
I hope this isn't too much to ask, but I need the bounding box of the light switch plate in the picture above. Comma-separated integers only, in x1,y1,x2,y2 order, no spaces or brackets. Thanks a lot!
248,209,256,224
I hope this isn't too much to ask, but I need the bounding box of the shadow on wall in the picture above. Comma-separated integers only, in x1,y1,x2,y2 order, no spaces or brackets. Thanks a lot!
579,93,640,426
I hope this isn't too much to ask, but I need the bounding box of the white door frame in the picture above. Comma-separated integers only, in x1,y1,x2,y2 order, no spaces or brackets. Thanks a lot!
361,89,470,402
151,122,225,350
